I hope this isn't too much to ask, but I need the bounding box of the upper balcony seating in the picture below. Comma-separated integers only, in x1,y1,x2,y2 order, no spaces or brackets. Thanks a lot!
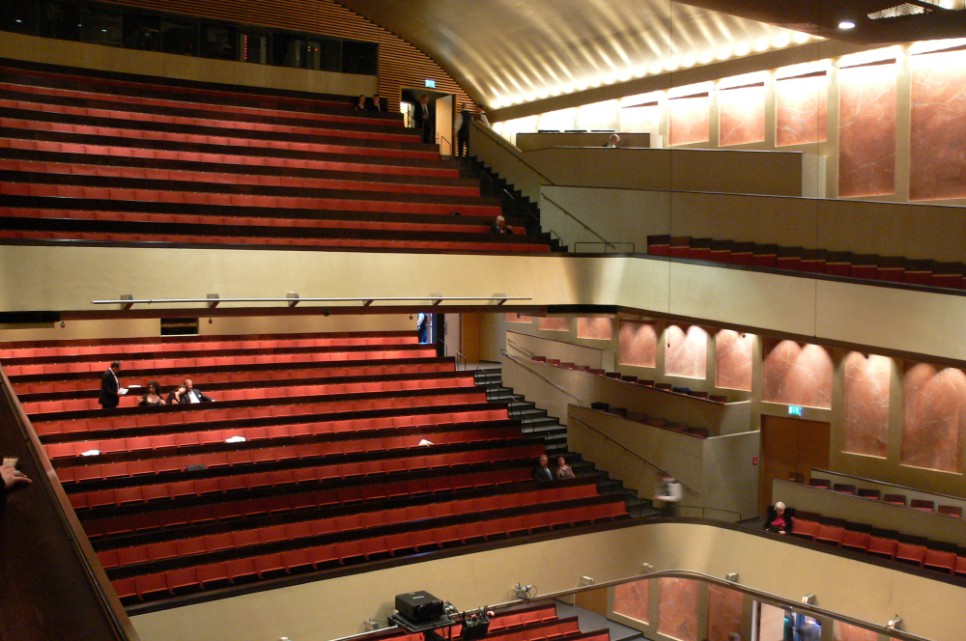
0,62,555,253
647,234,965,292
0,330,630,605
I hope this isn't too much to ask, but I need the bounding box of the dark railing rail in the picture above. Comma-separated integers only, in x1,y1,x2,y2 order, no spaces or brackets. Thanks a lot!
0,366,138,641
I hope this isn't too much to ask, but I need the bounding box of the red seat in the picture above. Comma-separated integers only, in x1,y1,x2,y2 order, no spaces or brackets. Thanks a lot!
938,505,962,518
840,530,870,553
910,499,935,512
813,524,845,546
923,549,956,574
790,518,819,540
894,542,927,566
867,536,898,559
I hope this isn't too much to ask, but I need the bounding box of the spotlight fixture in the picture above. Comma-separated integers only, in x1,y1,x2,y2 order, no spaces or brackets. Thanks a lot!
838,20,856,30
513,583,535,600
640,562,655,574
725,572,739,583
886,615,902,631
801,593,816,605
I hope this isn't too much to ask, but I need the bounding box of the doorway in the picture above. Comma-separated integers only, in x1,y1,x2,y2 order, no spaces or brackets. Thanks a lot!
759,415,830,514
400,88,454,154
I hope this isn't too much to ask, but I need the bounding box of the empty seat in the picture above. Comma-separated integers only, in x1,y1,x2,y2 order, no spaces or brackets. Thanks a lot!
832,483,855,495
894,542,927,566
910,499,935,511
883,493,907,506
840,530,870,553
923,549,957,574
813,524,845,546
856,488,881,500
938,505,962,518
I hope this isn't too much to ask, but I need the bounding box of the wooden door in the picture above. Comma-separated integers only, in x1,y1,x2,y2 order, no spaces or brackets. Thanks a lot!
759,416,830,514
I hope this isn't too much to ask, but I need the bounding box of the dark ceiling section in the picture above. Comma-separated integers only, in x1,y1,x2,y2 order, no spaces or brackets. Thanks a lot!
678,0,966,44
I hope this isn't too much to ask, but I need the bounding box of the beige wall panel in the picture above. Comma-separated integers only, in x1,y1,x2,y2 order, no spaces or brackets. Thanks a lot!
668,263,818,338
0,32,374,96
701,433,761,522
505,331,606,370
542,187,671,253
668,192,820,246
815,281,966,363
817,199,966,262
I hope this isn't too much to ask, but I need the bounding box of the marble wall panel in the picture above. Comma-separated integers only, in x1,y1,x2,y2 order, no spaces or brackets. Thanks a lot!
577,316,613,340
715,329,753,391
706,584,743,641
838,62,897,198
669,94,710,146
619,320,660,368
719,83,765,147
538,316,570,332
843,352,891,458
910,49,966,201
901,362,966,473
665,324,708,380
762,340,833,408
657,577,699,641
835,622,879,641
613,578,650,623
621,102,662,136
504,313,532,324
776,73,827,147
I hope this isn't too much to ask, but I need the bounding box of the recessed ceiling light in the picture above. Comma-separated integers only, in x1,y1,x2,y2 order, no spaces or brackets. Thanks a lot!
838,20,857,30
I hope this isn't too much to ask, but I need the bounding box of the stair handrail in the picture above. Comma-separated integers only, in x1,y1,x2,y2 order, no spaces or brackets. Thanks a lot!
500,349,583,404
455,350,466,371
504,336,536,358
568,414,700,497
542,193,625,253
478,169,543,231
573,240,636,254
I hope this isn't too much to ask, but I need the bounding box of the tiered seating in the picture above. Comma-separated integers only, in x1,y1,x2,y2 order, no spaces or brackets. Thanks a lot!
788,510,966,579
530,354,729,404
648,234,966,291
2,331,628,603
0,61,554,253
809,478,963,519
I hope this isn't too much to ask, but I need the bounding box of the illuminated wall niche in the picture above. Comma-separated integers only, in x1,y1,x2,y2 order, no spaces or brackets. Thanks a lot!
620,99,662,135
838,60,897,198
538,316,570,331
718,82,765,146
775,71,827,147
901,362,966,473
657,577,699,641
762,340,832,408
715,329,753,391
669,92,710,146
842,352,891,458
504,313,532,324
910,47,966,201
665,324,708,380
576,316,613,340
618,320,661,368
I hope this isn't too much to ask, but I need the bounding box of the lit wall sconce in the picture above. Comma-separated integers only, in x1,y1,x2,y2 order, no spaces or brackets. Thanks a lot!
801,594,816,605
640,562,655,574
886,615,902,631
725,572,739,583
365,619,381,631
579,576,595,586
514,583,535,600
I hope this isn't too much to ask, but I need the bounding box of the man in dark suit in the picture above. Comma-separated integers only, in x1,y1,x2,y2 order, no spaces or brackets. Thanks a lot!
533,454,554,482
414,94,434,144
173,378,214,404
98,361,122,410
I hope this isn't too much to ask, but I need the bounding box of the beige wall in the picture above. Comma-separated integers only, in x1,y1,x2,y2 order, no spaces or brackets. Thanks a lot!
541,186,966,263
0,32,375,97
131,523,966,641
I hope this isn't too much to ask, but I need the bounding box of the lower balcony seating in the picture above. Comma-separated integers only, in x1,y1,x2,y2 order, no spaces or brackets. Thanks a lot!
1,331,631,605
646,234,965,291
788,510,966,579
806,477,963,519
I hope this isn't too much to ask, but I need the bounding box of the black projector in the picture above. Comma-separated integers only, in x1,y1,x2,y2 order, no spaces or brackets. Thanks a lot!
395,591,445,624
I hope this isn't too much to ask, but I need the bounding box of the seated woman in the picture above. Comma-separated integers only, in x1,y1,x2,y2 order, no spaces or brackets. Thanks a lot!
555,455,576,480
354,94,367,111
764,501,793,534
138,381,166,407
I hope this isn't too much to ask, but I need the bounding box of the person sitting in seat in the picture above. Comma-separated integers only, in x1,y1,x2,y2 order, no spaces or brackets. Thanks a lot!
138,380,166,407
354,94,367,111
491,215,513,234
555,455,575,480
603,133,620,148
764,500,794,534
533,454,554,482
174,378,214,404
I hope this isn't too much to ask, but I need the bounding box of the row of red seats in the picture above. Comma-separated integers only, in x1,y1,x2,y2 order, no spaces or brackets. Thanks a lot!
0,230,548,254
792,515,966,576
0,66,363,113
0,180,503,217
808,479,962,517
97,485,601,570
2,116,439,160
67,444,543,510
56,427,524,485
1,332,418,361
0,158,480,198
5,347,438,377
0,206,505,238
648,235,966,291
0,98,420,144
82,469,539,538
109,504,626,602
23,374,477,415
45,411,509,461
0,136,458,179
355,603,557,641
15,361,455,396
34,390,489,436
